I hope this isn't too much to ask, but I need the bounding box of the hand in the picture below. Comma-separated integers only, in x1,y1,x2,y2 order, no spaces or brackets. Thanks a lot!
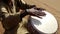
26,8,46,19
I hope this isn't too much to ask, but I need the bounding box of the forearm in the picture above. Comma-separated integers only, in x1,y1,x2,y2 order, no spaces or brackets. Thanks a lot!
17,0,35,9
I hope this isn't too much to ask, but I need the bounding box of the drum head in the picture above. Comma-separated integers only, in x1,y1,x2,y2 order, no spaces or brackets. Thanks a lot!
30,11,58,33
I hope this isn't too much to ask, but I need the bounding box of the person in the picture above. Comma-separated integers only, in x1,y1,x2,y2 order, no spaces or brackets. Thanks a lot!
0,0,46,34
15,0,46,18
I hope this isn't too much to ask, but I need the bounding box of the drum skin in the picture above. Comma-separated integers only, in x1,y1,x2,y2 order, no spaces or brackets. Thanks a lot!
27,11,58,34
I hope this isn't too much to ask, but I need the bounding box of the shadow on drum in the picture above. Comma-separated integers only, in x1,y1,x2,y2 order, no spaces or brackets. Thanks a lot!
31,18,42,26
25,21,44,34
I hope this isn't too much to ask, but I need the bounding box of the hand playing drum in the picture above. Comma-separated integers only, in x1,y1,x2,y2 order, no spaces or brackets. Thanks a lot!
26,8,46,18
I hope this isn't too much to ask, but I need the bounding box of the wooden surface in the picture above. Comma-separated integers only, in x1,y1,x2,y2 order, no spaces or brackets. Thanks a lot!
0,0,60,34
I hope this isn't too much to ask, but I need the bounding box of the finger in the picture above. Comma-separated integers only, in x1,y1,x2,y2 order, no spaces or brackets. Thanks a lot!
34,7,45,11
30,13,42,19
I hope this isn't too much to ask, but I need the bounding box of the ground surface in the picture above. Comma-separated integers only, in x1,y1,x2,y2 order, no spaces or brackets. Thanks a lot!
0,0,60,34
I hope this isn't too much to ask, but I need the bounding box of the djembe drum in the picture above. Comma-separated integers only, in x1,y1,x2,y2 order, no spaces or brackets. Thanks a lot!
27,10,58,34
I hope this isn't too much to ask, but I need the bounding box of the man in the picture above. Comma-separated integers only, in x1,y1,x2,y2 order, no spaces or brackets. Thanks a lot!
0,0,46,34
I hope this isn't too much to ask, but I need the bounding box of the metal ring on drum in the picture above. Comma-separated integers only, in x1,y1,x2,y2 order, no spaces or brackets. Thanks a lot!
30,10,58,34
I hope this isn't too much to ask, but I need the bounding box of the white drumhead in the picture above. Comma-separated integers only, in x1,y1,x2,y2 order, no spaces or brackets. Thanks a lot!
30,11,58,33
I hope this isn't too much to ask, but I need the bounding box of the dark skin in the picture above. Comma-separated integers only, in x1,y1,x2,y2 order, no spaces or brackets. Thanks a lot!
0,1,46,30
20,7,46,19
0,0,46,27
0,0,46,34
0,2,22,34
27,7,46,18
1,0,46,18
